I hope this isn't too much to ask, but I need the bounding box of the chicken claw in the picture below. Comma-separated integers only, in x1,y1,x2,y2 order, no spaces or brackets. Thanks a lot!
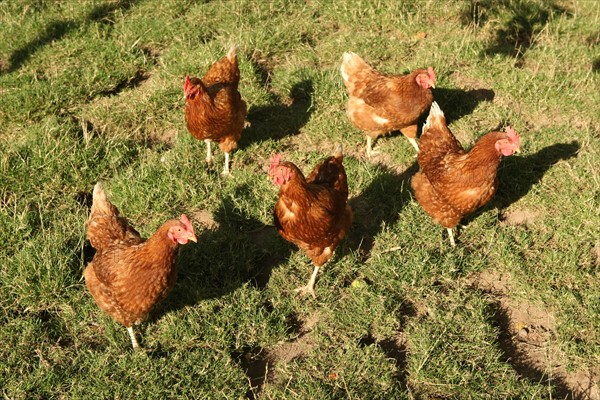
366,137,380,159
294,266,320,299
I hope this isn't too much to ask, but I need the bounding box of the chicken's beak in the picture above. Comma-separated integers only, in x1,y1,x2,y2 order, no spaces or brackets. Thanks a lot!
514,147,521,154
188,232,198,243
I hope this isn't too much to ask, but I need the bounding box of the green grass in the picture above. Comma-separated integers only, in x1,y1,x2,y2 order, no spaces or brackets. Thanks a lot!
1,0,599,398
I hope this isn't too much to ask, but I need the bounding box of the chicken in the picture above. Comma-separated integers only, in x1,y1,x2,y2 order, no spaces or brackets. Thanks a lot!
268,145,353,298
410,102,521,246
340,51,436,157
84,182,197,349
184,45,247,175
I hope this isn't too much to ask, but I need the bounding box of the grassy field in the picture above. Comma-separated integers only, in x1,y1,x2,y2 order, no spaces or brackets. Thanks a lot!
1,0,599,398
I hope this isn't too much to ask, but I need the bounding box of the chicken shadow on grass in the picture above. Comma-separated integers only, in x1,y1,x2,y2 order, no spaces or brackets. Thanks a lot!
3,0,138,74
238,57,314,146
495,141,580,207
157,184,292,316
432,87,495,125
463,141,580,227
344,161,419,262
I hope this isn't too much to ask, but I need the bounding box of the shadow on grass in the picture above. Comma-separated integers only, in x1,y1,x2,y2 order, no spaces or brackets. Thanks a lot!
593,58,600,73
359,332,410,388
231,345,269,400
346,161,419,261
433,87,495,124
160,184,292,314
239,76,314,146
459,141,580,231
494,141,580,208
463,0,572,66
4,0,138,74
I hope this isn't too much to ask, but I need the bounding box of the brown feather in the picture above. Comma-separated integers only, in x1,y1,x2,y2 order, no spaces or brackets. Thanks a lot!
273,153,352,267
341,52,433,140
84,183,189,328
411,103,516,229
184,46,247,154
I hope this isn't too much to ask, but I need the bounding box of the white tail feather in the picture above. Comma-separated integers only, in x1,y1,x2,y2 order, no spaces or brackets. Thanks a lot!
226,45,237,61
340,51,361,83
92,182,106,204
424,101,445,132
333,143,343,158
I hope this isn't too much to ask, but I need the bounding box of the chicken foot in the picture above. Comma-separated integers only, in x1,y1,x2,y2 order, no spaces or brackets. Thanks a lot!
366,136,380,158
127,326,140,349
221,152,231,176
294,266,319,299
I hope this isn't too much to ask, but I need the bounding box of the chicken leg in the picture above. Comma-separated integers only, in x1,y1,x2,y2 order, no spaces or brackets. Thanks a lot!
407,137,420,152
366,136,380,158
205,139,213,163
221,152,231,176
127,326,140,349
294,266,320,299
399,125,420,152
447,228,456,247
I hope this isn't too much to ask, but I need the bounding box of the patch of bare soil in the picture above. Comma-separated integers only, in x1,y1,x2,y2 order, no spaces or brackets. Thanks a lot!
499,208,539,227
450,71,490,91
267,311,319,375
235,312,320,399
470,269,599,399
591,245,600,268
191,209,219,230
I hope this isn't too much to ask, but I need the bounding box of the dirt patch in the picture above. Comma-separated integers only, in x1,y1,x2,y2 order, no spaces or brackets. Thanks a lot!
151,128,178,147
450,71,489,91
471,269,600,399
591,245,600,268
499,208,539,227
269,311,319,366
233,312,320,398
469,269,512,295
191,209,219,230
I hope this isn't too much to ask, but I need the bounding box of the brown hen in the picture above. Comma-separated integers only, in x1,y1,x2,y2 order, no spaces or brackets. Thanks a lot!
340,51,436,157
84,182,197,349
411,102,521,246
184,45,247,175
269,145,352,298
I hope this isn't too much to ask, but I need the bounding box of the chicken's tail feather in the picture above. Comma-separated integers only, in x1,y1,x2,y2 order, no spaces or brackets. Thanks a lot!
340,51,368,84
333,143,343,158
226,45,237,62
424,101,446,132
91,181,114,217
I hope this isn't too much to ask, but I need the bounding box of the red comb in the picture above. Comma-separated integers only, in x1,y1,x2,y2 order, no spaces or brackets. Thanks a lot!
505,126,521,145
180,214,194,233
427,67,436,82
270,154,282,168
